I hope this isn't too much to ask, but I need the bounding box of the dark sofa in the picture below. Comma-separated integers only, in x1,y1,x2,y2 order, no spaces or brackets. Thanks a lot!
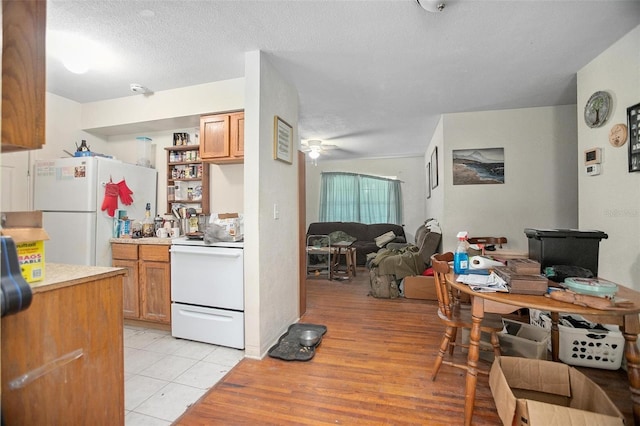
306,222,406,266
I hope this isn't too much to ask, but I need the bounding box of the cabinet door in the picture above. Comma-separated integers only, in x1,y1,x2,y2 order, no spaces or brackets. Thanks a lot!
200,114,230,160
230,112,245,158
113,258,140,319
2,0,46,152
140,261,171,324
1,274,125,424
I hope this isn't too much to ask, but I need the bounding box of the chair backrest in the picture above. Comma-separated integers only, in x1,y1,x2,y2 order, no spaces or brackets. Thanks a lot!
431,252,454,318
467,236,507,248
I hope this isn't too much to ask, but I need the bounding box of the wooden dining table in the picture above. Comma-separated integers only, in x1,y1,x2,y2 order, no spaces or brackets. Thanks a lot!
446,272,640,426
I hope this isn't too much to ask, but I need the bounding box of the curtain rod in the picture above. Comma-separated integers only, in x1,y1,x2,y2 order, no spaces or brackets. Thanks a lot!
320,171,404,183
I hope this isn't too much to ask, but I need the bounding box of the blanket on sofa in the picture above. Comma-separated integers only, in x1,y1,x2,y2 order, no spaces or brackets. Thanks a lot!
369,245,424,280
368,220,442,280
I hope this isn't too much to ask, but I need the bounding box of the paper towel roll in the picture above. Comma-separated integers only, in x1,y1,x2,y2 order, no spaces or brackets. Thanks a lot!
469,255,504,269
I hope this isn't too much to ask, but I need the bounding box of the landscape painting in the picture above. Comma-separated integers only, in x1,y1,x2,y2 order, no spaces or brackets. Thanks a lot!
452,148,505,185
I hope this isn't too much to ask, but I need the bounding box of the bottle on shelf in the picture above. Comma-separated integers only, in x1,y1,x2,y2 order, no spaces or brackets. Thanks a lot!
142,203,155,238
453,231,469,274
188,214,199,233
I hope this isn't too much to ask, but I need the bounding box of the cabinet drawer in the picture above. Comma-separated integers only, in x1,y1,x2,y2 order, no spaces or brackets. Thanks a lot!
111,243,138,260
140,245,170,262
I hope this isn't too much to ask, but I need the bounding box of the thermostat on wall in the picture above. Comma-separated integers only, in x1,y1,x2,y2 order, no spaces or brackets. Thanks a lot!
586,164,601,176
584,147,602,165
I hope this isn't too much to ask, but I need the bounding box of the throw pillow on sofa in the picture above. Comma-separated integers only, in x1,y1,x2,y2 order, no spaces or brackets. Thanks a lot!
374,231,396,248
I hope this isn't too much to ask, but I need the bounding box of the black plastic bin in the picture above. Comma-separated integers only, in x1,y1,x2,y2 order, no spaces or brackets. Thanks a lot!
524,228,608,276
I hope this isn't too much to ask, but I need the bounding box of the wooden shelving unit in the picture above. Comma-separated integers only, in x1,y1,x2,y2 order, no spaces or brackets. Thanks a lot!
165,145,209,215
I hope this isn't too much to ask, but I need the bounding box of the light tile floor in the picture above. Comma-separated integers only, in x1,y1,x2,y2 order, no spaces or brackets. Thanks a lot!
124,325,244,425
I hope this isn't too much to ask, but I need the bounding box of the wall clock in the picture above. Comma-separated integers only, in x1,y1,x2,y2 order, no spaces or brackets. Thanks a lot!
584,91,612,128
609,123,628,147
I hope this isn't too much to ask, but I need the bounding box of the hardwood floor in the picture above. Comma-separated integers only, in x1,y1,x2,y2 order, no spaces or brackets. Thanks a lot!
175,268,632,425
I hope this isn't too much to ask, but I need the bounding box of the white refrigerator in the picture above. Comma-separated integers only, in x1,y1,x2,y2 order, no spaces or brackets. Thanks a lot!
34,157,158,266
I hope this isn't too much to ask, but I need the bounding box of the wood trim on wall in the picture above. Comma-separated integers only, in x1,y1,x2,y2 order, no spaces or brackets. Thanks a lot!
298,150,306,316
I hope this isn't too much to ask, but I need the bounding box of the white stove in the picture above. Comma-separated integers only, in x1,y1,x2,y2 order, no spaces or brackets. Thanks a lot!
171,236,244,248
170,236,244,349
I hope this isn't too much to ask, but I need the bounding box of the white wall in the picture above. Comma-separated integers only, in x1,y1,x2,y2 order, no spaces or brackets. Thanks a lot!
81,79,245,132
577,24,640,288
105,130,244,217
437,105,579,254
1,93,110,212
305,156,426,242
1,82,246,217
244,51,300,358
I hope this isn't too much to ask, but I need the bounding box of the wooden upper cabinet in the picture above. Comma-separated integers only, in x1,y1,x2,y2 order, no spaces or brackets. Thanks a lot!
200,111,244,164
2,0,47,152
230,112,245,158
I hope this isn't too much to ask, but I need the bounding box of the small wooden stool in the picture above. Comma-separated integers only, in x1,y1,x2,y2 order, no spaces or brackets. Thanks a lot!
331,242,356,281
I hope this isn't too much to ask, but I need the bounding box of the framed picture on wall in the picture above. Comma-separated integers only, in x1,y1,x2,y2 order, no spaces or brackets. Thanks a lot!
452,147,505,185
430,147,438,189
426,162,431,199
274,115,293,164
627,102,640,172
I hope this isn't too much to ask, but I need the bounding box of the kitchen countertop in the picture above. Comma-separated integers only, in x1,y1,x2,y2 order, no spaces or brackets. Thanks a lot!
110,237,173,245
31,263,127,294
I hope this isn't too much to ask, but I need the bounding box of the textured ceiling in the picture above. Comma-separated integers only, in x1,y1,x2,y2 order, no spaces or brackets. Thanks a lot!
46,0,640,161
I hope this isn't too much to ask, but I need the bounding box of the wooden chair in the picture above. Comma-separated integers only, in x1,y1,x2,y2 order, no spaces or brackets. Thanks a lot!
430,252,503,380
467,237,507,255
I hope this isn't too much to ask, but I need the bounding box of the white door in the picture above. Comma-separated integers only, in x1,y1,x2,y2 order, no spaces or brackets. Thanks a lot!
42,211,96,265
34,158,97,212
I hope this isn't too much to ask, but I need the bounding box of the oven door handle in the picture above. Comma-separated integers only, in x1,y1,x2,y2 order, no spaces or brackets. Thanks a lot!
170,246,242,258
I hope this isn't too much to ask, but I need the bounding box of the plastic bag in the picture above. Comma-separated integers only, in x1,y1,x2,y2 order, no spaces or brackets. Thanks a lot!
208,213,243,242
204,223,236,244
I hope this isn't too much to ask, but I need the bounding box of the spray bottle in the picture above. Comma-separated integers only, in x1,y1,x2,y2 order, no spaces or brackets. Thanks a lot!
454,231,469,274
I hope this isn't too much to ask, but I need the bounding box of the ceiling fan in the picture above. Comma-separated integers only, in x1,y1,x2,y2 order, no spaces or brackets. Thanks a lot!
300,139,338,160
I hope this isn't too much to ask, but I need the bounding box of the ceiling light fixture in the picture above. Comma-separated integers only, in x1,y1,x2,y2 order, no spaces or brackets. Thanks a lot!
48,31,116,74
416,0,446,13
130,83,153,95
308,149,320,160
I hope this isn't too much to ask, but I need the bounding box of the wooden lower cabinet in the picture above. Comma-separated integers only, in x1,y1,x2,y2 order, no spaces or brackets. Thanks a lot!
114,258,139,318
140,261,171,322
1,269,125,425
112,243,171,325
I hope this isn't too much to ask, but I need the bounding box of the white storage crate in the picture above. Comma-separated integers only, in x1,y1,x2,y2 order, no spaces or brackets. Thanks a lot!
558,323,624,370
529,309,624,370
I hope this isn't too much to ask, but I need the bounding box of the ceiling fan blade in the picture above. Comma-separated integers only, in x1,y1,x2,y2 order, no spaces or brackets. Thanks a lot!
321,144,338,150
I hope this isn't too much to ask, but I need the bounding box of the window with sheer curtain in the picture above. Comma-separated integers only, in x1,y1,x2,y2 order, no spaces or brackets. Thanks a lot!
319,172,403,224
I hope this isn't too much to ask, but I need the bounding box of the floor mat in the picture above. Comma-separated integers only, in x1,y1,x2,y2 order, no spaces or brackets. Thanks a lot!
267,323,327,361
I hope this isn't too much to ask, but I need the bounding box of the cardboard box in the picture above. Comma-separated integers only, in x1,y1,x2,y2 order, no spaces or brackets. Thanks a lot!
403,275,437,300
490,356,624,426
1,211,49,283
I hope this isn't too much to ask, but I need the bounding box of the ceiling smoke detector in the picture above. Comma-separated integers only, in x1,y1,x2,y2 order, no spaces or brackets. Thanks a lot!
417,0,446,13
130,83,151,94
